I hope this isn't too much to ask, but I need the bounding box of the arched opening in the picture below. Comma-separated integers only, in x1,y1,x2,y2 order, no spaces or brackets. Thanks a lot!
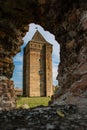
1,1,87,129
12,23,60,99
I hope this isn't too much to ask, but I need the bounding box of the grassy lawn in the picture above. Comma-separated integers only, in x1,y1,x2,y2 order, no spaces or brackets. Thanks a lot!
17,97,50,108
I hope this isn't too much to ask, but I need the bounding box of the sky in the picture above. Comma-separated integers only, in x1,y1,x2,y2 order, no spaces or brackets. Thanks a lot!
12,23,60,88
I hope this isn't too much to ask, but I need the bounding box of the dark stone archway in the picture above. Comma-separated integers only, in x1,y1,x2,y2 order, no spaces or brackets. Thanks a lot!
0,0,87,109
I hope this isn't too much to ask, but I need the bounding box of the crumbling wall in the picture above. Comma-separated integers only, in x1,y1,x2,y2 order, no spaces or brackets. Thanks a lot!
0,0,87,109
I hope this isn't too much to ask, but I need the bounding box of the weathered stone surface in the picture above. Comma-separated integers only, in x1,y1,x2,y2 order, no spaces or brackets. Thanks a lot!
0,76,16,110
0,0,87,109
54,1,87,105
0,104,87,130
0,0,87,129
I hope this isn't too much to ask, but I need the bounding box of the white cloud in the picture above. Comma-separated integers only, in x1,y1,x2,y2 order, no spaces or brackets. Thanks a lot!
14,81,23,88
23,23,37,46
13,53,23,63
52,63,58,85
53,44,60,56
12,70,23,88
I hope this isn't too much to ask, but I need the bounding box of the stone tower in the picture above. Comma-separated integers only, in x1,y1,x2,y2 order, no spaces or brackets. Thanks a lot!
23,31,53,97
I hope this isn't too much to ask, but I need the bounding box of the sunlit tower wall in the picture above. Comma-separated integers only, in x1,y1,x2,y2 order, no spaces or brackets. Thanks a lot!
23,31,53,97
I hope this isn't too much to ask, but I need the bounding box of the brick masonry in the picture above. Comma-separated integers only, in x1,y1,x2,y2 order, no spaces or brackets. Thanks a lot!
23,31,53,97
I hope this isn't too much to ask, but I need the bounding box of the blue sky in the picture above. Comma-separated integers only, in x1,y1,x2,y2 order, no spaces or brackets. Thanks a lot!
12,23,60,88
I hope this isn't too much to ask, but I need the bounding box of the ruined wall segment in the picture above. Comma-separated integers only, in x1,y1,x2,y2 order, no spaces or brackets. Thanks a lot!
50,0,87,106
1,0,87,108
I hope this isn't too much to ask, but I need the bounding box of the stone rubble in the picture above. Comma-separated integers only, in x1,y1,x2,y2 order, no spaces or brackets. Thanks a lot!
0,104,87,130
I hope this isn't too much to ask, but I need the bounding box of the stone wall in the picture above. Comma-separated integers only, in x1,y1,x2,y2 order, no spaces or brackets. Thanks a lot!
23,31,53,97
52,0,87,106
0,76,16,110
0,0,87,108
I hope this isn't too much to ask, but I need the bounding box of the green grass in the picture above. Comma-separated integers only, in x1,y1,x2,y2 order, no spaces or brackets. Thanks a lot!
17,97,50,108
